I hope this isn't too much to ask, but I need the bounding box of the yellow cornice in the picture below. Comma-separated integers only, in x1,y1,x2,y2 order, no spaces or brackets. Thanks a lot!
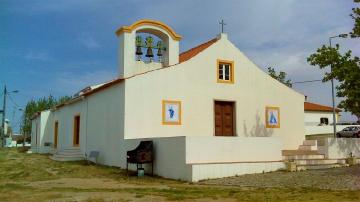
115,19,182,41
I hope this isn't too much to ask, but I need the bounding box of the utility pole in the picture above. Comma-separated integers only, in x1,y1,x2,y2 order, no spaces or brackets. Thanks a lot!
1,85,7,148
329,34,348,138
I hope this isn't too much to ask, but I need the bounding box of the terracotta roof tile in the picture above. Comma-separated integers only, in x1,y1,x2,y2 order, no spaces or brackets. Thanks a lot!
179,37,218,63
304,101,341,112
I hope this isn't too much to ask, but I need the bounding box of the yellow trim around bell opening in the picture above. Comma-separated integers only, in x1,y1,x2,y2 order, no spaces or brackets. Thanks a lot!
115,19,182,41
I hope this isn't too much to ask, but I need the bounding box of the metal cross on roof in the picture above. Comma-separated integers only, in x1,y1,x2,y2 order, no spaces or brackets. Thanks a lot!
219,19,226,33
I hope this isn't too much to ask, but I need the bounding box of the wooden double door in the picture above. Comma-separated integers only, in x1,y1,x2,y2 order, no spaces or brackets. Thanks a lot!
214,101,235,136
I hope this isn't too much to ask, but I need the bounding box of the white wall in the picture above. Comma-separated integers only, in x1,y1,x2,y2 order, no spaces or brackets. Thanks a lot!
31,111,52,153
185,136,283,163
121,137,191,181
31,116,40,151
321,138,360,159
85,83,125,167
306,125,360,135
305,111,339,126
48,98,87,153
124,34,305,150
121,136,283,181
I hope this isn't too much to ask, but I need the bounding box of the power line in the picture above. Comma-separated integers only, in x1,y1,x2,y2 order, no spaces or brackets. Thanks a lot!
291,79,323,84
8,94,22,109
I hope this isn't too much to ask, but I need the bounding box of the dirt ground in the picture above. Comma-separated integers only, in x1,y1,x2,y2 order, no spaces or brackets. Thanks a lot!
1,148,360,202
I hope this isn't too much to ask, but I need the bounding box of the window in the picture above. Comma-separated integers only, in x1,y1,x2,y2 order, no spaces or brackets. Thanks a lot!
320,117,329,125
54,121,58,148
73,115,80,146
217,59,234,83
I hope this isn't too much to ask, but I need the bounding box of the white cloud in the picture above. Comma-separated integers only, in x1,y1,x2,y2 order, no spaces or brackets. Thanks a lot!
79,33,100,49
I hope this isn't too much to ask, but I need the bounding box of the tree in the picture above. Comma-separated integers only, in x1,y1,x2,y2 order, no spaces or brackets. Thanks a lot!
267,67,292,87
350,0,360,37
307,44,360,122
21,95,72,136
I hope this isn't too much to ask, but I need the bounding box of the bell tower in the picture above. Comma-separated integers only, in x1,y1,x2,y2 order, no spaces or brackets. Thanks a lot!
116,19,182,78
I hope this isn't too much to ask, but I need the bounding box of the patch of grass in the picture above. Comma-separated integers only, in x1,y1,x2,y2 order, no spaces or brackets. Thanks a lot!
1,148,360,202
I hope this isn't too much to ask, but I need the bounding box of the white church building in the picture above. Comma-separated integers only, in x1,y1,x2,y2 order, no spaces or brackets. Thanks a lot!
31,19,311,181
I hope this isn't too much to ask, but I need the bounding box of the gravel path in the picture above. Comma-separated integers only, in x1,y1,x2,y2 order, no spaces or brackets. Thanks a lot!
200,165,360,190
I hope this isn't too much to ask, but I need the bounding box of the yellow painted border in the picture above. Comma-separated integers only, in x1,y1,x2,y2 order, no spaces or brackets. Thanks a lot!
217,59,234,84
73,114,81,147
116,19,182,41
54,121,58,148
162,100,182,125
265,106,280,128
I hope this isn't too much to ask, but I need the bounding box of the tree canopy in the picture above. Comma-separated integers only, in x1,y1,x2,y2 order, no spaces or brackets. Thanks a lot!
22,95,72,135
350,0,360,37
307,44,360,121
267,67,292,88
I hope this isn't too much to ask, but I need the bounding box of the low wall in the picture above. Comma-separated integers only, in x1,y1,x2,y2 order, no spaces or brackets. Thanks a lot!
305,125,360,136
185,136,283,163
320,138,360,159
121,136,191,181
122,136,284,181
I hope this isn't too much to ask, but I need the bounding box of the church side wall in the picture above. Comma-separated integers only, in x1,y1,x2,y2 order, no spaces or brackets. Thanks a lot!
49,99,87,153
124,36,305,150
85,83,125,167
31,117,40,152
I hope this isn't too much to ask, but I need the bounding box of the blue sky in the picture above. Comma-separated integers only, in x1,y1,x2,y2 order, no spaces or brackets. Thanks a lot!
1,0,359,132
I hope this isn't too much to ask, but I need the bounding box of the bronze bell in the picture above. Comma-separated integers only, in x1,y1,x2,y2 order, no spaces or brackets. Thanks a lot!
136,46,143,56
146,47,154,58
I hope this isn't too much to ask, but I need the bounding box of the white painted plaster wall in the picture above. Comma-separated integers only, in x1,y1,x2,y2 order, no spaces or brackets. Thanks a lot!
84,83,125,167
121,137,191,181
124,34,305,150
121,136,283,181
321,138,360,159
305,125,360,135
31,116,40,152
305,111,339,126
191,162,284,182
185,136,283,163
48,98,87,153
31,111,52,153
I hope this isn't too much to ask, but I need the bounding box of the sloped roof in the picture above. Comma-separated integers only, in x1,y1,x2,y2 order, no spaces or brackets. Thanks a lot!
179,37,218,63
304,101,341,112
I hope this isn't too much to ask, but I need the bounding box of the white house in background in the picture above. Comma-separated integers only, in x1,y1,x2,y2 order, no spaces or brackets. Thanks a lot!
31,110,51,153
31,19,310,181
304,101,341,126
304,101,360,136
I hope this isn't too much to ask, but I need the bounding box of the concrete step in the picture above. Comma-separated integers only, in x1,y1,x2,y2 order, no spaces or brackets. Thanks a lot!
62,147,81,151
50,155,84,161
56,151,83,155
296,163,346,171
303,140,317,146
50,147,84,162
282,150,320,156
294,159,346,166
283,154,325,160
298,145,317,151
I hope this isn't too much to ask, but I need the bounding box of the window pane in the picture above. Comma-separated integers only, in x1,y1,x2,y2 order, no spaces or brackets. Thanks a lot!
219,65,223,79
225,74,230,80
225,65,230,80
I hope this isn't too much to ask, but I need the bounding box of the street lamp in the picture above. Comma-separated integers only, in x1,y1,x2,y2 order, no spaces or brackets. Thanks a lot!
1,86,19,147
329,33,348,138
